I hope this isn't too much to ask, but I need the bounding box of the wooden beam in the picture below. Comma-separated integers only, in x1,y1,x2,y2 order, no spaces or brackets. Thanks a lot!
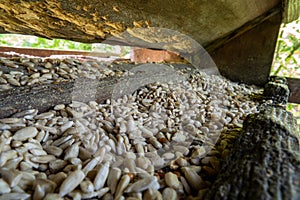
287,77,300,104
210,12,282,86
0,0,280,45
0,62,193,118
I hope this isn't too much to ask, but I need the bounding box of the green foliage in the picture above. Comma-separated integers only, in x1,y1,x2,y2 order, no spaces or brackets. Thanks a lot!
271,18,300,131
272,19,300,78
0,34,130,54
0,34,93,51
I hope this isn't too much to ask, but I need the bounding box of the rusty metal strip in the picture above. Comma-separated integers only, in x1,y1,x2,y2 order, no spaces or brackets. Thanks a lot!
0,46,120,58
287,77,300,104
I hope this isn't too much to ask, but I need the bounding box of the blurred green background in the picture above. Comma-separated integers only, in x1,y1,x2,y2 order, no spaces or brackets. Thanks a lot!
0,19,299,129
271,19,300,130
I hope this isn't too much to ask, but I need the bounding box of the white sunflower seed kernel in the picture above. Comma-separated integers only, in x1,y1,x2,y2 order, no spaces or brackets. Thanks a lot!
107,167,122,194
0,178,11,194
0,150,17,167
80,180,94,193
59,170,85,197
30,155,56,164
0,193,30,200
165,172,180,189
13,127,38,141
125,177,157,193
162,187,177,200
94,162,110,190
115,174,130,199
0,168,22,187
182,167,206,191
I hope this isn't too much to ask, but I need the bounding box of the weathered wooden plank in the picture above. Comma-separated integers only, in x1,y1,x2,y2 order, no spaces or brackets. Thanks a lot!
287,77,300,104
210,11,282,86
0,0,280,46
0,80,74,118
0,75,122,118
0,62,193,118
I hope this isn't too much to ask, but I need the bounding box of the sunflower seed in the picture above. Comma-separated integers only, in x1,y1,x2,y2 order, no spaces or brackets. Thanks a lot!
124,158,136,173
82,155,103,175
51,135,72,146
43,146,63,157
162,187,177,200
33,184,45,200
29,148,47,156
49,172,67,186
80,180,94,193
77,148,90,161
191,146,206,158
64,142,80,160
60,121,73,133
0,150,17,167
23,140,42,150
143,187,161,200
173,145,189,156
2,156,22,169
0,123,10,130
36,130,46,142
0,168,22,187
0,77,7,84
7,78,21,86
44,193,64,200
18,171,35,189
0,118,22,124
164,172,180,189
49,159,68,173
59,170,85,197
182,167,206,191
59,138,75,150
0,193,30,200
0,178,11,194
94,161,110,190
30,155,56,164
180,176,191,195
107,167,122,194
125,177,157,193
35,125,57,134
115,174,131,199
44,62,52,69
13,127,38,141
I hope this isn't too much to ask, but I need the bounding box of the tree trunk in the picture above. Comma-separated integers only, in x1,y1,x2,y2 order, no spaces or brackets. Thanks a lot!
205,77,300,200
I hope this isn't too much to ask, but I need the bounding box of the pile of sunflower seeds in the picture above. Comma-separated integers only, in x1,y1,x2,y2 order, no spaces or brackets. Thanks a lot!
0,57,126,92
0,57,259,199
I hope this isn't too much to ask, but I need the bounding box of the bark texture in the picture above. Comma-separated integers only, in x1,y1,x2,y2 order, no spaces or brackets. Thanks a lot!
0,0,279,46
205,77,300,200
